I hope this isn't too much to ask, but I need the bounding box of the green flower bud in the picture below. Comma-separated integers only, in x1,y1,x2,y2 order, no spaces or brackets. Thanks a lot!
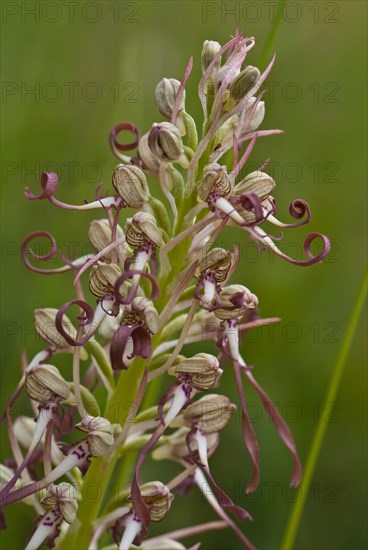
171,353,222,391
214,284,259,320
197,247,232,283
125,212,163,248
88,219,130,263
152,427,220,461
201,40,222,73
139,481,174,522
112,164,150,209
25,364,70,404
243,97,265,132
155,78,185,119
76,415,121,457
34,308,77,352
148,122,187,165
183,394,236,433
229,66,261,101
198,163,233,201
89,262,124,299
138,132,160,172
41,483,78,524
234,171,275,202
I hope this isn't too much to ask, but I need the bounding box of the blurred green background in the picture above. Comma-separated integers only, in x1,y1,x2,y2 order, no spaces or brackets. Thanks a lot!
1,1,367,549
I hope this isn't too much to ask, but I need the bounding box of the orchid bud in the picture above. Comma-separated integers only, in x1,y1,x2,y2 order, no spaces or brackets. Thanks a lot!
88,219,130,263
126,212,163,249
215,284,259,320
183,394,236,433
229,66,260,101
152,427,220,462
171,353,222,391
234,171,275,202
138,132,160,172
148,122,187,165
41,483,78,524
130,297,159,335
76,415,121,457
155,78,185,119
201,40,221,73
25,364,70,404
197,247,232,282
198,163,233,201
113,164,150,209
89,262,123,299
243,97,265,132
34,308,76,351
139,481,173,522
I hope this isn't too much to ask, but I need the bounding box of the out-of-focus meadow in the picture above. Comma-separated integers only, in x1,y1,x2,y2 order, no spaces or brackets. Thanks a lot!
1,1,367,549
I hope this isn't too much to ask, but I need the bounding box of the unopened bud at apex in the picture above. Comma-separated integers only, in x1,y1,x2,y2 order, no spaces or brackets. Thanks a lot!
125,212,163,249
215,284,259,320
25,364,70,404
234,171,275,202
201,40,222,73
148,122,188,166
171,353,222,391
197,247,232,283
89,262,125,299
198,163,233,201
229,66,260,101
76,415,121,457
183,394,236,433
41,483,78,524
139,481,174,522
113,164,149,209
155,78,185,119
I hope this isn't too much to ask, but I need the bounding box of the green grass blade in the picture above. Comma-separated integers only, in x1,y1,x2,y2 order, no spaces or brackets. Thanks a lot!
281,268,367,550
258,0,287,68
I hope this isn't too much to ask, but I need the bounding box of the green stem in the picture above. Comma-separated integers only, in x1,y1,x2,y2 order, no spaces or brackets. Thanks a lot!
59,358,146,550
281,268,367,550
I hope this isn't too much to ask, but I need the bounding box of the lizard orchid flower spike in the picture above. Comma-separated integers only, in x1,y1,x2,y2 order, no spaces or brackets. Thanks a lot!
2,31,330,549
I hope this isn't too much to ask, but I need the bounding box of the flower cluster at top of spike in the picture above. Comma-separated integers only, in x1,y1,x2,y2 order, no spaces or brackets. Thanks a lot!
1,32,329,550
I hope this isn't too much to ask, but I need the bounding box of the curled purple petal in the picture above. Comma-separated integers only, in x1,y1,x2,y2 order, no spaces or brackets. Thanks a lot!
289,199,311,224
110,324,152,371
55,300,95,346
21,231,70,275
109,122,140,153
24,172,58,201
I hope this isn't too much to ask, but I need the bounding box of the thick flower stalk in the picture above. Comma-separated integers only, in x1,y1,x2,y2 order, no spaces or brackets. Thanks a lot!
1,32,329,549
